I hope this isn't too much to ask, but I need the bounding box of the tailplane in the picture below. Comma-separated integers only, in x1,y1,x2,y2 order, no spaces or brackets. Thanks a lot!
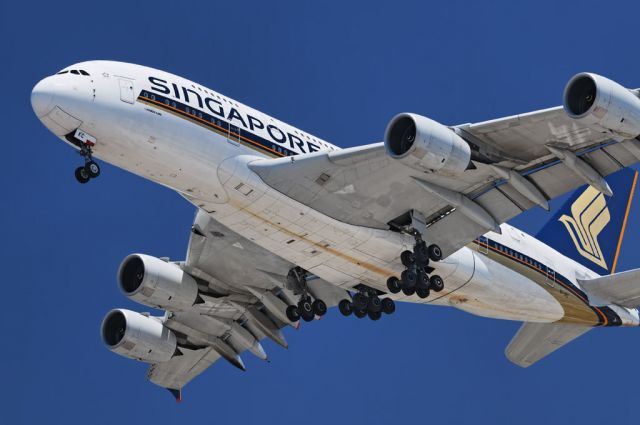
536,168,638,275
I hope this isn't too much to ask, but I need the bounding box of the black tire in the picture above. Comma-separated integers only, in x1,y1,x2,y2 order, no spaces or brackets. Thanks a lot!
312,299,327,316
85,160,100,178
428,244,443,261
75,166,90,184
338,299,353,316
416,286,430,299
401,285,415,296
386,276,401,294
400,250,415,268
354,309,367,319
368,310,382,321
368,296,382,313
430,275,444,292
298,299,314,317
401,269,417,289
301,310,315,322
286,305,300,322
353,292,369,311
381,298,396,314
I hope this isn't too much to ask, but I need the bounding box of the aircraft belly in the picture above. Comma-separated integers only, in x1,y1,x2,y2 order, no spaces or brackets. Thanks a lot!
448,250,565,322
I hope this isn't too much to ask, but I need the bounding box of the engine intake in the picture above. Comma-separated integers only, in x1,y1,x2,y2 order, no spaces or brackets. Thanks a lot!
564,72,640,138
384,113,471,175
101,308,177,363
118,254,199,311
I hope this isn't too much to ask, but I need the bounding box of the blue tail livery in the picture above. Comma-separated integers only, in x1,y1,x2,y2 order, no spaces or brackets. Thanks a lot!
537,168,638,275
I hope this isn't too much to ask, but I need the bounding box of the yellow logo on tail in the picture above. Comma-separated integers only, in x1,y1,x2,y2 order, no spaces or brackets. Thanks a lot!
559,186,610,270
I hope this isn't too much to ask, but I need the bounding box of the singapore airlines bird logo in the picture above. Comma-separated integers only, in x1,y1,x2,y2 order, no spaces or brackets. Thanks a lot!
559,186,610,270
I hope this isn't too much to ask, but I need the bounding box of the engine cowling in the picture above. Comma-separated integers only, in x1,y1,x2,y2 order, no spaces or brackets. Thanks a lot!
563,72,640,138
384,113,471,175
101,308,177,363
118,254,199,311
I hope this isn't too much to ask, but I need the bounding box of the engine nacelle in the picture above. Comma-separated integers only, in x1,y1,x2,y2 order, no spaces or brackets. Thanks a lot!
101,308,177,363
118,254,199,311
563,72,640,138
384,113,471,175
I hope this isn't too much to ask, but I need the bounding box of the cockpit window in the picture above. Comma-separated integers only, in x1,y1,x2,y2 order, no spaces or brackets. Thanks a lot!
79,70,90,76
70,70,80,75
56,70,69,75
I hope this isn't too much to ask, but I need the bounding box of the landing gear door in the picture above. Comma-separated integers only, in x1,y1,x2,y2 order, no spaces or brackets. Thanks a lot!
119,78,135,104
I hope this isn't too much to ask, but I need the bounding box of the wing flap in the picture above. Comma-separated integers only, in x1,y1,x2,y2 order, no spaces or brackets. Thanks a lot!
505,322,591,368
579,268,640,307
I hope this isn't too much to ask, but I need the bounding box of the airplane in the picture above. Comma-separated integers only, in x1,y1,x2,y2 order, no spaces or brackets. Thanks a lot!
31,61,640,401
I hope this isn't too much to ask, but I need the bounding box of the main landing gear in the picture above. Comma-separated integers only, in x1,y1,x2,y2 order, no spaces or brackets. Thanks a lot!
74,143,101,184
338,286,396,321
285,267,328,323
386,235,444,299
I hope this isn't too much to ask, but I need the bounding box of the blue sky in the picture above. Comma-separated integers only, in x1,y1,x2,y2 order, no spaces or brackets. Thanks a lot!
3,1,640,423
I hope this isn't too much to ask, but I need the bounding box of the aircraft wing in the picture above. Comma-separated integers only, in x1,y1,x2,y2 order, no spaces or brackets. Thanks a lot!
144,209,348,395
505,322,591,368
250,106,640,257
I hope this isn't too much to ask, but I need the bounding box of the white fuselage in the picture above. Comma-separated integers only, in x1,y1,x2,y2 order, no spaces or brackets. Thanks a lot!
31,61,640,327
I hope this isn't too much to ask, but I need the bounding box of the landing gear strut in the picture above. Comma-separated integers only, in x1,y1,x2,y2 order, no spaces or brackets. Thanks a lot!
74,143,100,184
338,286,396,321
284,267,328,323
387,230,444,299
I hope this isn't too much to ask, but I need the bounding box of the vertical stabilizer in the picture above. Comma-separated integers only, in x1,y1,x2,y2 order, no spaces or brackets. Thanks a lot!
536,168,638,274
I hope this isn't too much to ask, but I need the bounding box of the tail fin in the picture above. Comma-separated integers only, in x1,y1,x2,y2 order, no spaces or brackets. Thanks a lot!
536,168,638,275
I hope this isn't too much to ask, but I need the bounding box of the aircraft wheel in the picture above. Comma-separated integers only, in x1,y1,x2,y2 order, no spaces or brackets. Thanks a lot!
75,166,90,184
312,299,327,316
387,276,401,294
381,298,396,314
85,160,100,178
428,244,443,261
401,269,417,288
401,285,415,296
401,250,415,268
416,286,430,299
286,305,300,322
354,309,367,319
338,299,353,316
353,292,369,311
368,310,382,321
430,275,444,292
368,296,382,313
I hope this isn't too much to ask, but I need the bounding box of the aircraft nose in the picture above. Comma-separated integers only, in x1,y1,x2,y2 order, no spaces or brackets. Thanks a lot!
31,77,55,117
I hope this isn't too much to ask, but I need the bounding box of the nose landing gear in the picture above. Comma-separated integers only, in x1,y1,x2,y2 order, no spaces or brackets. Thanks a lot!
74,144,100,184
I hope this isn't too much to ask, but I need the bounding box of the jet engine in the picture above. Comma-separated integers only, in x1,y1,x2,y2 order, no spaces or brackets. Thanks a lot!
563,72,640,138
118,254,199,311
384,113,471,175
101,308,177,363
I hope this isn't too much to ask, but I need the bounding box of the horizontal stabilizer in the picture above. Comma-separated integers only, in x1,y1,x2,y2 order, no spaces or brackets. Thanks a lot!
506,322,591,368
578,268,640,307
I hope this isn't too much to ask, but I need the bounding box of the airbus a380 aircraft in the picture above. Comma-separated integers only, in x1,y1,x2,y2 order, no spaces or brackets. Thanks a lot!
31,61,640,400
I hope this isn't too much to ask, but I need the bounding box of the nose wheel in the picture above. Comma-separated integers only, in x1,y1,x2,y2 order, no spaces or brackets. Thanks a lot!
74,144,101,184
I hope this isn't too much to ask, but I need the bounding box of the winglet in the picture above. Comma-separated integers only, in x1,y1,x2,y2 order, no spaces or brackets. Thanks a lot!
167,388,182,403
